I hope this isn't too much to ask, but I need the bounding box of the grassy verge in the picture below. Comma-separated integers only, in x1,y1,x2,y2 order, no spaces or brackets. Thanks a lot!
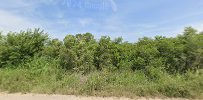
0,57,203,99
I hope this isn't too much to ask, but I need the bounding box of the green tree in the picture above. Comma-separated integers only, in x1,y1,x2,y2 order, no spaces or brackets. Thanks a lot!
0,29,48,67
60,34,77,70
43,39,63,58
94,36,115,71
60,33,97,73
130,37,160,71
74,33,97,73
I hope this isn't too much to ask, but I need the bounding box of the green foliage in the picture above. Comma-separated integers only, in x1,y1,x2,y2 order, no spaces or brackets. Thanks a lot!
94,36,114,71
0,57,80,94
43,39,63,58
1,27,203,73
130,37,160,71
60,33,97,73
1,64,202,98
0,27,203,98
0,29,48,67
128,27,203,73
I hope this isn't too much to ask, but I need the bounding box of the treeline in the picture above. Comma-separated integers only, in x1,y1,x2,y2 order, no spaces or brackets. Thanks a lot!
0,27,203,74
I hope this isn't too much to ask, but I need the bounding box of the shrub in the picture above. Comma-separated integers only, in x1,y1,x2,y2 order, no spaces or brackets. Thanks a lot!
0,29,48,67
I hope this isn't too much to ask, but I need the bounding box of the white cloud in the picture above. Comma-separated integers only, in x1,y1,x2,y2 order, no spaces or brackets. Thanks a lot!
109,0,118,12
56,19,69,27
78,18,93,27
193,23,203,32
0,0,55,33
0,9,69,41
0,10,42,33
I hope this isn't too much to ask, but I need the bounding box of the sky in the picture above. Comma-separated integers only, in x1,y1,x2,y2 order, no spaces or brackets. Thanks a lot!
0,0,203,42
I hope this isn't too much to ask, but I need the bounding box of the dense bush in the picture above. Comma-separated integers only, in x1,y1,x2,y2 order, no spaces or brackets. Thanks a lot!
0,27,203,73
0,63,202,98
0,29,48,67
0,27,203,98
60,33,97,73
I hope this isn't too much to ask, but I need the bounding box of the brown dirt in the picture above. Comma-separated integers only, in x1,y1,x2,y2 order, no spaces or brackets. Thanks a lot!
0,93,192,100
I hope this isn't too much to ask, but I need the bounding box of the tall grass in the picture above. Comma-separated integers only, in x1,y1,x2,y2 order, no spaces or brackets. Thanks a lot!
0,57,203,99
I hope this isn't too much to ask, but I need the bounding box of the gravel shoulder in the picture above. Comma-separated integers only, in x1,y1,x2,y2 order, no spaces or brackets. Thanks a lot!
0,93,192,100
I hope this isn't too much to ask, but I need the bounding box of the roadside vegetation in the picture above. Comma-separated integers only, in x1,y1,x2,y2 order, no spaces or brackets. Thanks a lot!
0,27,203,99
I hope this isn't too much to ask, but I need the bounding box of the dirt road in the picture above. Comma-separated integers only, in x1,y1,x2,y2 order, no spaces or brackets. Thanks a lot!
0,93,190,100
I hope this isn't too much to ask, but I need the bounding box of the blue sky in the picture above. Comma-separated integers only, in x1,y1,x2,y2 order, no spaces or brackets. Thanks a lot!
0,0,203,42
